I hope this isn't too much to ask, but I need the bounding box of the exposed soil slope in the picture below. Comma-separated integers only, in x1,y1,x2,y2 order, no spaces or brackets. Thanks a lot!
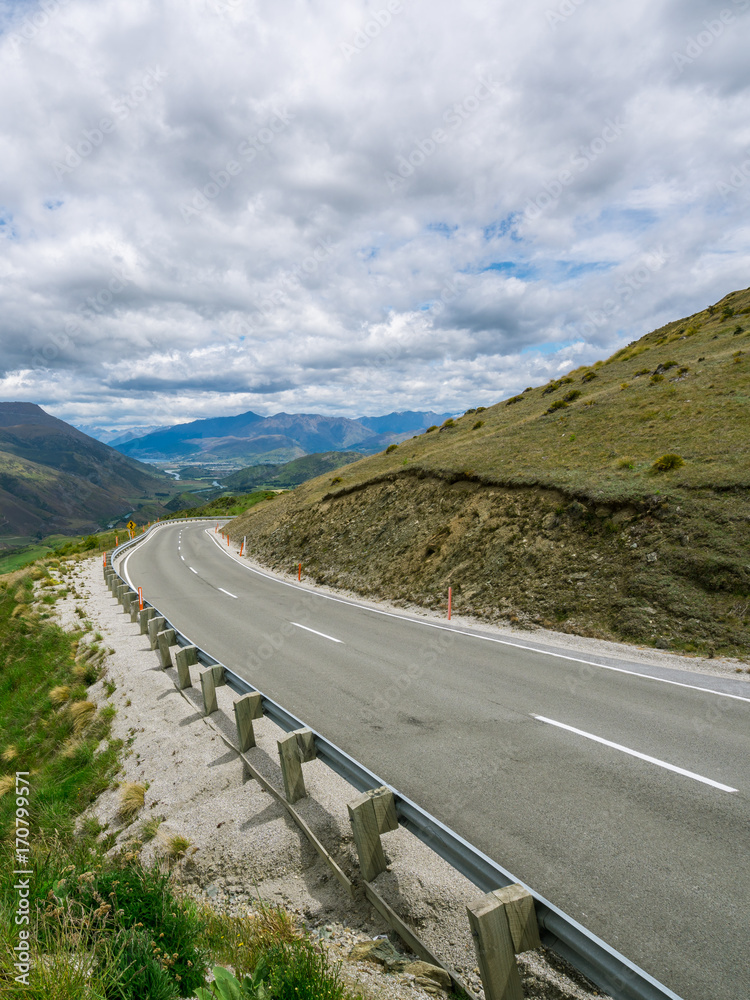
229,287,750,657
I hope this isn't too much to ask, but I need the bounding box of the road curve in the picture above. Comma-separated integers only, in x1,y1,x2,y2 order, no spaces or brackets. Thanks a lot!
121,521,750,1000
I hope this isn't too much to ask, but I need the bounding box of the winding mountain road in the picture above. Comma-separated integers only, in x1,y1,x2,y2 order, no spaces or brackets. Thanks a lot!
120,520,750,1000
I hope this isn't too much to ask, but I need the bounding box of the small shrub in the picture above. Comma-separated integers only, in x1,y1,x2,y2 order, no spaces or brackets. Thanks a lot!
165,834,193,860
330,476,342,484
620,382,630,390
475,406,486,412
440,418,456,429
542,380,561,395
562,389,582,402
119,781,146,820
103,679,116,697
472,420,485,430
425,425,438,433
733,325,743,335
74,659,102,685
505,395,523,406
69,700,96,734
652,453,684,472
581,371,597,382
384,443,398,453
545,399,568,414
50,685,72,706
633,367,650,377
140,815,165,842
463,407,476,415
721,305,734,320
617,458,635,469
649,373,664,384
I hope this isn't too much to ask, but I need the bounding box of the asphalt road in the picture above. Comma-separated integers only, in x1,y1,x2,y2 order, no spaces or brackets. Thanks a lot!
121,521,750,1000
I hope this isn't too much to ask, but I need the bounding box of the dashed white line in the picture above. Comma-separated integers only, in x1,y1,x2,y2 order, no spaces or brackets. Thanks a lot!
533,715,738,794
219,587,238,599
290,622,343,643
181,555,185,561
190,567,198,574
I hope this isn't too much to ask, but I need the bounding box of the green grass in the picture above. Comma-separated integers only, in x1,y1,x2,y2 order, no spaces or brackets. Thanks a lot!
0,545,55,574
0,579,121,842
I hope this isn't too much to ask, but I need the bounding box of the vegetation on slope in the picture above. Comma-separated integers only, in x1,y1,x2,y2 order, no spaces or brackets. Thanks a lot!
165,490,278,520
229,286,750,658
222,451,366,493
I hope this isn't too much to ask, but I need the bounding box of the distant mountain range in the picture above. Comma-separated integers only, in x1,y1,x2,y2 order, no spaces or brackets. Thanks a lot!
76,424,169,447
0,403,166,539
115,409,455,464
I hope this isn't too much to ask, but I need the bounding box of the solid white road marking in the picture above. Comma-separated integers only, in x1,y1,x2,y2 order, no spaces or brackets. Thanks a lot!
190,567,197,574
219,588,238,599
290,622,343,643
181,555,185,561
202,531,750,705
533,715,738,793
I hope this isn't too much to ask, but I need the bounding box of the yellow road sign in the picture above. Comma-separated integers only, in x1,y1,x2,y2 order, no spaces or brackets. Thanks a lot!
127,520,136,531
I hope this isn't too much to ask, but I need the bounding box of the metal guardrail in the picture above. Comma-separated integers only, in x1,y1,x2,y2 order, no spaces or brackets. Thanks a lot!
110,521,682,1000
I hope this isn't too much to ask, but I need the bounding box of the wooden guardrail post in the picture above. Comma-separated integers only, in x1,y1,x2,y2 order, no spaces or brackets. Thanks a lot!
173,645,198,689
234,692,263,750
200,667,218,715
467,884,541,1000
138,607,155,634
147,616,166,650
122,591,136,614
156,628,177,668
277,728,316,803
347,786,398,882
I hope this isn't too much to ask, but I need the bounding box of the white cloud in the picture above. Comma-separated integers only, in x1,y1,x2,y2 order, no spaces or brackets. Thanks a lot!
0,0,748,430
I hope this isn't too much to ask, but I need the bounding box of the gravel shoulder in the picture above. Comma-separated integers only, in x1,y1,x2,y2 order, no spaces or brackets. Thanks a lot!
48,554,613,1000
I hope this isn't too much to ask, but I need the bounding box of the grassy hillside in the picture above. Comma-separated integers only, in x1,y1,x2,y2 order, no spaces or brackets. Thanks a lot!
0,403,170,540
229,286,750,658
165,490,278,520
223,451,366,492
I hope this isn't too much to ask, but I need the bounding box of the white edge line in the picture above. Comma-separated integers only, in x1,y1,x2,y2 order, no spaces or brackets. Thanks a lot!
533,715,738,793
201,528,750,705
290,621,343,643
219,587,238,599
190,567,197,574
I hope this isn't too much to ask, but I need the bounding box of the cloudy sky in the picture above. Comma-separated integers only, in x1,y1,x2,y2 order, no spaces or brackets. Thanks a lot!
1,0,749,432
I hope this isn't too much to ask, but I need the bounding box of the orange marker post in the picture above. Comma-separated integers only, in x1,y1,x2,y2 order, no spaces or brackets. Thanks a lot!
138,587,143,611
103,552,107,566
448,586,452,621
298,562,302,582
239,536,245,557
